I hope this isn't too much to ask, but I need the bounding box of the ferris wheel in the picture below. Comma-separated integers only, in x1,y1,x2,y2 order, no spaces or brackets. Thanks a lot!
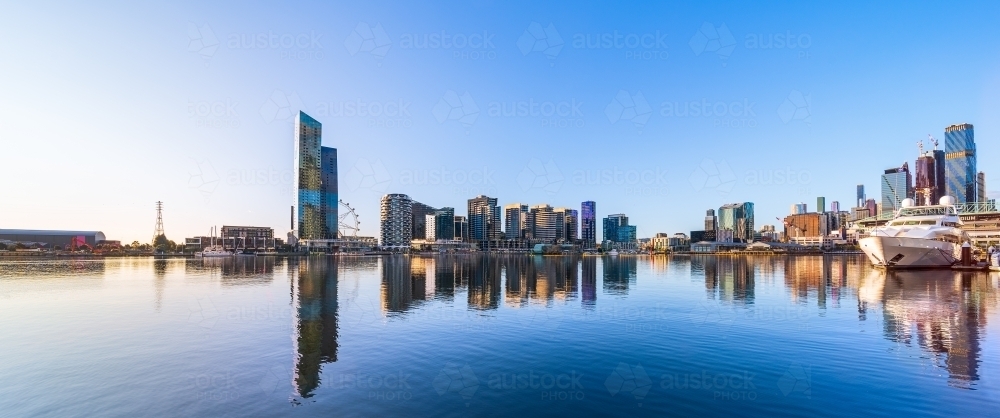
338,199,361,238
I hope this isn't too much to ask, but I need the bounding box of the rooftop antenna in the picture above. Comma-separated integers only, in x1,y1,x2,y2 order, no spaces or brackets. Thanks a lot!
153,201,165,244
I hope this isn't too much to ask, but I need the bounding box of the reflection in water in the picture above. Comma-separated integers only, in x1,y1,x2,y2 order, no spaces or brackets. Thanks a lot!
581,257,596,309
153,259,167,312
291,257,339,398
692,256,755,304
603,257,637,295
863,269,997,389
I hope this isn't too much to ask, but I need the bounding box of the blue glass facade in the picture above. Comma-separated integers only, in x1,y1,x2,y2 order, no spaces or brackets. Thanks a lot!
718,202,754,243
880,164,912,214
294,111,337,240
581,201,596,247
945,123,976,203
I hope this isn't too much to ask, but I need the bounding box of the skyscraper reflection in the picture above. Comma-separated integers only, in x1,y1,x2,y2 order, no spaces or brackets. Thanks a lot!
692,256,754,304
602,257,637,296
581,256,597,309
468,255,501,310
291,257,339,398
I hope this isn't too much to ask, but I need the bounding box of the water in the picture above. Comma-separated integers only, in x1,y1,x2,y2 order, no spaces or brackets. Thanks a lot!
1,255,998,417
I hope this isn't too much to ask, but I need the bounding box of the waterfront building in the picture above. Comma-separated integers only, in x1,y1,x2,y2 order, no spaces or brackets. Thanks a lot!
411,201,437,241
380,194,413,247
783,213,830,239
220,226,275,250
704,209,717,231
881,163,913,215
945,123,976,203
454,216,469,241
554,207,578,241
320,147,338,239
581,201,597,247
616,225,637,243
865,199,878,217
0,229,107,248
978,172,986,203
856,184,865,207
603,213,629,243
504,203,528,240
292,112,338,240
468,195,501,241
425,208,455,241
830,201,840,213
718,202,754,243
530,204,559,241
817,197,826,213
690,230,717,242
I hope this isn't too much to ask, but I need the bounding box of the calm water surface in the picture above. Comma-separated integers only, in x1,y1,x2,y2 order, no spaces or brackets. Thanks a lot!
1,255,998,417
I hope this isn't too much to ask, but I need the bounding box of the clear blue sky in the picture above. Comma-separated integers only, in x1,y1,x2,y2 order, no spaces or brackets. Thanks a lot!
2,0,999,243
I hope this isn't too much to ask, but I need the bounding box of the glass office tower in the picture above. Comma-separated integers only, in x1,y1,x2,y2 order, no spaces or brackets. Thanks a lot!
581,201,596,247
718,202,754,243
945,123,976,203
321,146,338,239
881,163,913,215
294,111,324,240
467,195,501,241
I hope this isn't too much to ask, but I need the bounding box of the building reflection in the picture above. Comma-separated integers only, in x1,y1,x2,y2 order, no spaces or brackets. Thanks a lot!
691,256,754,303
468,255,502,310
291,257,339,398
603,257,637,296
861,270,997,389
581,257,597,309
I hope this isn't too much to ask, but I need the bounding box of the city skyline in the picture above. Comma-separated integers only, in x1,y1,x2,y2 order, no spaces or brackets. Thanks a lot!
3,2,1000,244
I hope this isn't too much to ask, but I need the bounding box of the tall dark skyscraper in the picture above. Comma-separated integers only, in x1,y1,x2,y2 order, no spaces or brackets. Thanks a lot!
718,203,754,243
581,201,596,247
881,163,913,214
816,197,826,213
945,123,976,203
856,184,865,207
505,203,528,240
467,195,501,241
603,213,628,243
293,111,337,240
915,146,945,206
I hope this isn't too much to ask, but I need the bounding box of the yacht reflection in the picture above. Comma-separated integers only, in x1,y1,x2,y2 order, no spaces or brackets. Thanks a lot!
291,257,339,398
603,257,637,295
860,269,997,388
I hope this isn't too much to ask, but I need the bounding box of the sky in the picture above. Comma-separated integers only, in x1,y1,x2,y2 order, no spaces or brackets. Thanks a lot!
2,0,1000,244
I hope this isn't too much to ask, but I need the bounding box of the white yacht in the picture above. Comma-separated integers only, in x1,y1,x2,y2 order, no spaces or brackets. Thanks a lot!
195,245,231,258
859,197,968,268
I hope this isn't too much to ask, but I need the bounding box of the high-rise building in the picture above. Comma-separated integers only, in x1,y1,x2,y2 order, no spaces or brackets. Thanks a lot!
865,199,878,217
856,184,865,207
881,163,913,214
320,147,338,239
718,202,754,243
454,216,469,241
704,209,717,231
978,171,986,203
816,197,826,213
603,214,629,243
411,201,437,241
425,208,455,241
293,111,337,240
790,203,807,215
529,204,559,241
945,123,976,203
380,194,412,247
581,201,597,247
554,207,578,241
504,203,528,240
616,225,637,242
830,201,840,213
467,195,501,241
915,142,947,206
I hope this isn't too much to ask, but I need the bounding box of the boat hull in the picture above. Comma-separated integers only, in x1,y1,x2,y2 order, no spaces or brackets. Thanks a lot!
859,236,958,268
